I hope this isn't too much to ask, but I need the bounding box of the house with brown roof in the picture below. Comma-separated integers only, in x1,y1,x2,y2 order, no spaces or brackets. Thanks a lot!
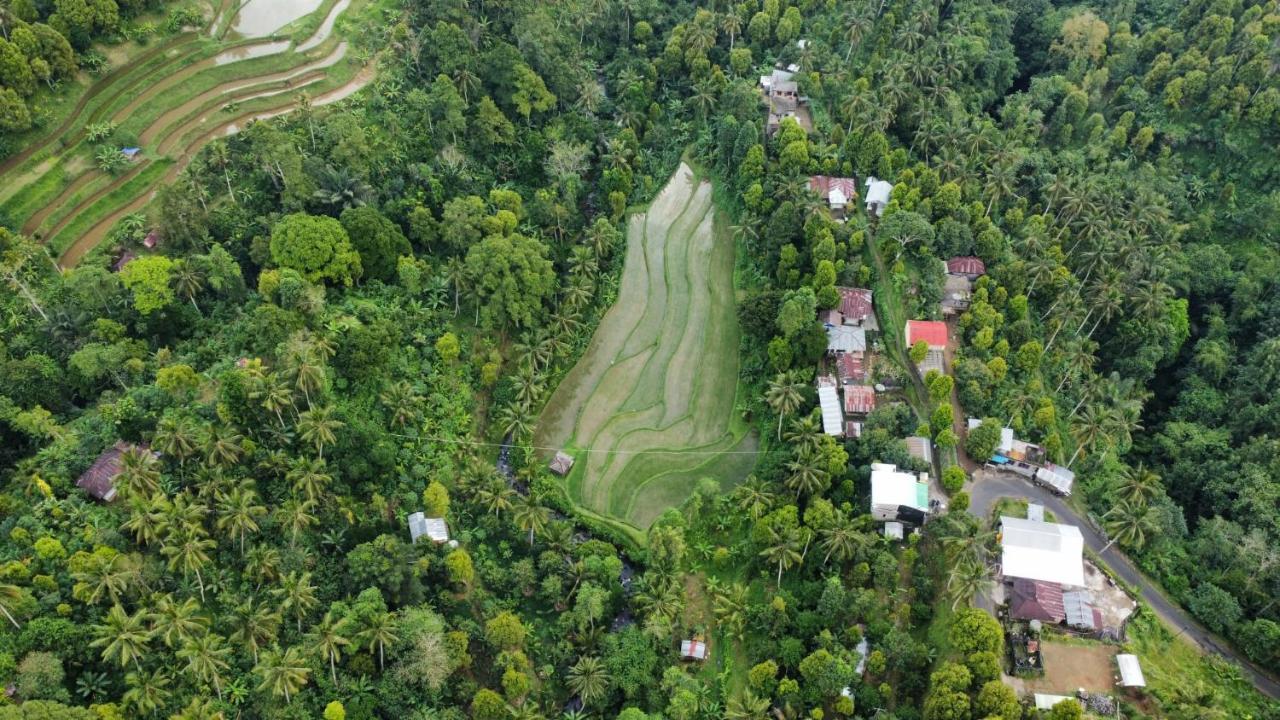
836,287,875,328
946,256,986,280
1009,578,1066,623
549,451,575,476
837,352,866,384
76,442,148,502
809,176,859,219
843,385,876,416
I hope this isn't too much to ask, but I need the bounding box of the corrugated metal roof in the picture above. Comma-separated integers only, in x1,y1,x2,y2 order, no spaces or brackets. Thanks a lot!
1117,654,1146,687
818,386,843,436
1063,590,1096,629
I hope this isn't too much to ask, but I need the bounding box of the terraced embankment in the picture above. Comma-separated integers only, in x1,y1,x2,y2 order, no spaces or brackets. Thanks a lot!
0,0,376,267
535,163,757,535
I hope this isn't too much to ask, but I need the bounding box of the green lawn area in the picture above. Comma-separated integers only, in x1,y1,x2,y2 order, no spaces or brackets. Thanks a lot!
534,162,757,539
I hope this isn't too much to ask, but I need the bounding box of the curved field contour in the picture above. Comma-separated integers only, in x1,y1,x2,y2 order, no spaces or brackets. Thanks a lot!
535,163,757,530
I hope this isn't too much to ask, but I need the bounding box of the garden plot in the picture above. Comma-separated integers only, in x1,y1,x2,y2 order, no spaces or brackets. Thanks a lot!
535,163,755,531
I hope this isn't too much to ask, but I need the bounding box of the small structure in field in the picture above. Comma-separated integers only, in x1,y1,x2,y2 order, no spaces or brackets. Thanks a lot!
549,451,575,476
408,512,449,544
1116,654,1146,688
76,441,143,502
142,231,161,249
1000,516,1085,587
680,638,708,661
121,147,142,161
816,375,844,437
864,176,893,216
843,384,876,417
870,462,929,524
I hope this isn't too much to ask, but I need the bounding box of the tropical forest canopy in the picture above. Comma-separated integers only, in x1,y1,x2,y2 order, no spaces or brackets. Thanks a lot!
0,0,1279,719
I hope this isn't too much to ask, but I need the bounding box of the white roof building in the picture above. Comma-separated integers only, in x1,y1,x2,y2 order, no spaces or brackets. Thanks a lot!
870,463,929,521
1027,502,1045,522
680,639,708,660
1000,516,1085,587
817,385,844,436
408,512,449,544
1116,654,1146,687
826,324,867,353
884,521,904,540
1035,464,1075,495
864,177,893,216
1034,694,1077,711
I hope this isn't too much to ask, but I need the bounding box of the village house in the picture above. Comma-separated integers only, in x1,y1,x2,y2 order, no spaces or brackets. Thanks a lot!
760,67,812,136
945,256,986,281
408,512,449,544
870,462,930,524
816,375,844,437
942,256,986,315
75,441,147,502
680,638,709,661
809,175,859,220
976,422,1076,496
843,384,876,417
864,176,893,216
826,323,866,355
999,516,1086,587
836,287,876,329
905,319,947,374
837,351,866,385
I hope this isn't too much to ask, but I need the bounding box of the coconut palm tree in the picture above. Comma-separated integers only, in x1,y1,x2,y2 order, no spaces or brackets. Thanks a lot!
91,604,154,670
712,582,749,640
230,598,281,664
172,260,206,314
272,571,318,632
0,583,24,628
765,371,806,440
1117,464,1162,505
259,377,295,426
379,380,421,429
297,405,343,459
215,481,266,555
254,646,311,704
513,499,550,546
286,457,332,504
308,610,352,685
123,669,172,717
784,452,829,499
1068,402,1109,467
153,414,203,468
177,633,231,700
161,526,216,602
72,550,137,605
276,498,318,547
567,656,611,707
153,593,209,648
819,517,863,566
945,557,993,610
476,477,516,517
123,494,170,547
732,476,776,521
118,447,162,501
1100,500,1157,553
204,424,244,469
356,610,399,671
759,526,804,586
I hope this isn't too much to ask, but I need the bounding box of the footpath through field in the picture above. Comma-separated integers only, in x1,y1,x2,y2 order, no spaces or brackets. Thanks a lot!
535,163,756,533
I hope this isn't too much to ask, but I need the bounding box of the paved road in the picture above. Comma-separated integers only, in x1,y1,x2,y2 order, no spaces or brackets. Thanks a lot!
968,468,1280,700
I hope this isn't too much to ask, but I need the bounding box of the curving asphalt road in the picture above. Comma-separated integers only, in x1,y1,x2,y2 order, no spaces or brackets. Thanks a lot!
967,468,1280,700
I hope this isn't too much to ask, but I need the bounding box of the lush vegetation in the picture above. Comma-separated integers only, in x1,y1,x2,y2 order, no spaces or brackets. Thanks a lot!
1,0,1279,719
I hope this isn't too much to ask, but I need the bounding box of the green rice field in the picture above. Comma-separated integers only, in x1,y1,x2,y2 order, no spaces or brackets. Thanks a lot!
0,0,376,267
534,163,757,535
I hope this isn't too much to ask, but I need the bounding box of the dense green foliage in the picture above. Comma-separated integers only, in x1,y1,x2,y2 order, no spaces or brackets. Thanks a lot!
2,0,1280,719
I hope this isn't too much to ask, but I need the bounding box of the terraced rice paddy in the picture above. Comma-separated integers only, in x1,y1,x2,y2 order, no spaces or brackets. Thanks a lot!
535,163,757,533
0,0,375,267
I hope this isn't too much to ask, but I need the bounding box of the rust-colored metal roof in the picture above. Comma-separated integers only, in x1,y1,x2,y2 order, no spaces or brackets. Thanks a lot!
837,287,873,321
946,256,986,275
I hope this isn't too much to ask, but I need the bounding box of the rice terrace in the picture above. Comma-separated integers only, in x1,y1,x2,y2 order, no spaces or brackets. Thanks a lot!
0,0,377,267
535,163,757,536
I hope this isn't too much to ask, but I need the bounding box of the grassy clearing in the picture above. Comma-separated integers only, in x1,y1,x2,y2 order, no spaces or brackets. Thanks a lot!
536,163,756,535
1123,609,1276,718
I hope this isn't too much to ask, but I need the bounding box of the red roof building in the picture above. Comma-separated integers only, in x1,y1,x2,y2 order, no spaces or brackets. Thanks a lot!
906,320,948,349
809,176,859,202
946,256,986,277
1009,579,1066,623
843,385,876,415
838,352,866,384
837,287,873,323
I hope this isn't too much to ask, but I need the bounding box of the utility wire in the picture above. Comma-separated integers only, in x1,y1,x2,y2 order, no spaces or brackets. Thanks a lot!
385,431,766,455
